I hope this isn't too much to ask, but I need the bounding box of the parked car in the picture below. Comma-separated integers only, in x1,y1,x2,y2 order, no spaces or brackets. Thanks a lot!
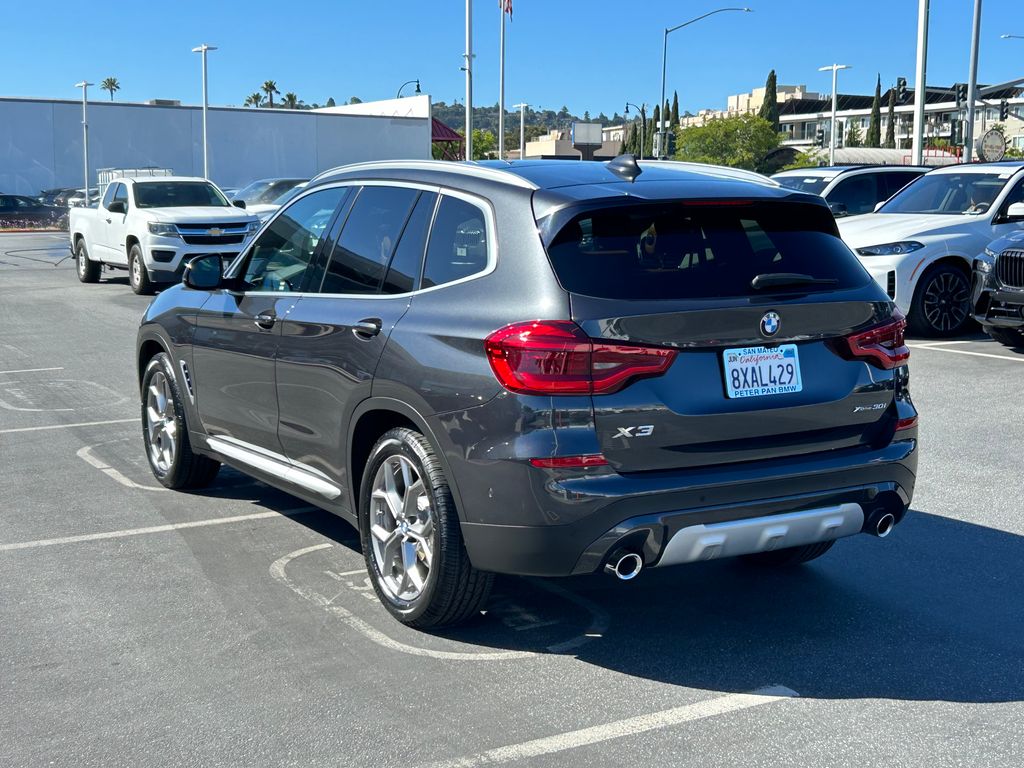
772,165,928,218
247,181,308,222
0,194,66,227
838,161,1024,336
66,188,100,208
70,177,259,295
136,157,918,628
38,187,78,206
972,222,1024,347
53,188,85,207
231,178,307,208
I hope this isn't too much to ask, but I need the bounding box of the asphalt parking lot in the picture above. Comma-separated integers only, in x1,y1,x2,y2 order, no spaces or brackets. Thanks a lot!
2,231,1022,768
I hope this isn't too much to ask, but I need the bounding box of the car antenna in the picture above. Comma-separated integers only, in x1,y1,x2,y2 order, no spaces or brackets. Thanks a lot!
608,154,643,183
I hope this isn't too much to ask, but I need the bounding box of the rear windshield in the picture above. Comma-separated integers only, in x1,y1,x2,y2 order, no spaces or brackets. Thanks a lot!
543,201,869,301
134,182,229,208
772,175,831,195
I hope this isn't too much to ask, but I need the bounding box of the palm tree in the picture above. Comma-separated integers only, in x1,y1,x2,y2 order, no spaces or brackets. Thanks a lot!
281,92,300,109
261,80,280,108
101,77,120,101
244,92,263,108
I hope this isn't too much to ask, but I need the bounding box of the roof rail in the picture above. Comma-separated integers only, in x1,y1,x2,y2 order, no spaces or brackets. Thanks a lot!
311,159,538,190
639,160,780,187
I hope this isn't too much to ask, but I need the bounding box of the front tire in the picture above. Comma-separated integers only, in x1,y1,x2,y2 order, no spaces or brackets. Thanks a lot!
359,427,492,628
908,263,973,337
129,244,154,295
76,239,101,283
984,326,1024,348
141,353,220,489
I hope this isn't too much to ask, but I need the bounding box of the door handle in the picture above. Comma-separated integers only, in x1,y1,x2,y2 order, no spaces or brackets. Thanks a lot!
254,312,277,329
352,318,382,338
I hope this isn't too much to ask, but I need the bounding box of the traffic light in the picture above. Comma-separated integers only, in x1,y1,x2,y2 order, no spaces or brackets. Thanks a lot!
666,130,676,156
815,128,825,147
954,83,967,109
1000,99,1010,121
950,118,963,146
896,77,908,103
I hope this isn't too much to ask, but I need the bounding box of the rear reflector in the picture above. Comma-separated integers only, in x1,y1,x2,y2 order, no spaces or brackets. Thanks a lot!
485,320,676,395
895,416,918,431
529,454,609,468
833,314,910,370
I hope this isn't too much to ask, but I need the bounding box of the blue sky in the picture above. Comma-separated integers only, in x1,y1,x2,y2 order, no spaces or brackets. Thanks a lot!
3,0,1022,117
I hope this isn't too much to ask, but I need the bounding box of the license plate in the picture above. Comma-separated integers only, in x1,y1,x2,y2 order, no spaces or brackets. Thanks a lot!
723,345,803,399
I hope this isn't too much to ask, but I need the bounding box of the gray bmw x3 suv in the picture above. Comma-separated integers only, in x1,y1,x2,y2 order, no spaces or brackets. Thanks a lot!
136,156,918,628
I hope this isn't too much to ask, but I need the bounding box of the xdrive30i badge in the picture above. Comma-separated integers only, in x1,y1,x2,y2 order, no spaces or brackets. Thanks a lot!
760,312,781,337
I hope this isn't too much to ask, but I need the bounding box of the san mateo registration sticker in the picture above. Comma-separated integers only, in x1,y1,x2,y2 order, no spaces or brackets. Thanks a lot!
723,345,803,399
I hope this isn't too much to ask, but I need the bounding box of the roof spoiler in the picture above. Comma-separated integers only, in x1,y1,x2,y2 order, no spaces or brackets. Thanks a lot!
607,154,642,183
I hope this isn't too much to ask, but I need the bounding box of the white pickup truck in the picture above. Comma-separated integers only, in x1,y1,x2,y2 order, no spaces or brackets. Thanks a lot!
69,176,260,294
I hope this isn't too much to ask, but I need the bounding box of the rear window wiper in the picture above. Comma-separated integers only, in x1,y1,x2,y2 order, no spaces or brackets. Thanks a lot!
751,272,839,290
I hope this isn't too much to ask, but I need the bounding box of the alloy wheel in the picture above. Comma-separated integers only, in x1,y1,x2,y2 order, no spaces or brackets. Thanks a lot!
131,255,141,289
368,455,435,603
77,246,87,277
922,270,970,334
145,371,177,473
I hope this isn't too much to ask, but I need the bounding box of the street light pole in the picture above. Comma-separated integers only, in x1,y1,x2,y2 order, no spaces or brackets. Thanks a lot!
74,81,93,203
513,102,528,160
191,44,217,179
964,0,982,162
911,0,930,165
818,64,850,165
396,79,421,99
658,7,751,158
625,102,646,160
464,0,473,161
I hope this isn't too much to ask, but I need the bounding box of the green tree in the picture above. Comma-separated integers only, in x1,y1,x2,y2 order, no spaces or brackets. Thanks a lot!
583,110,591,121
867,75,882,147
780,149,826,171
244,92,263,108
884,88,896,148
261,80,280,108
281,92,300,109
758,70,779,131
845,119,863,148
671,91,679,127
100,77,120,101
471,128,497,159
325,97,336,107
672,113,781,172
349,96,363,104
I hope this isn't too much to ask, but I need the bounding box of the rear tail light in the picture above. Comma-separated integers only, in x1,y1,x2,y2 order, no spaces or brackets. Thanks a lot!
833,314,910,370
895,416,918,431
484,320,676,395
529,454,609,468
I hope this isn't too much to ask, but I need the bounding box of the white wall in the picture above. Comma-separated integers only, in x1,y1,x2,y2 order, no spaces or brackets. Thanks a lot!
0,98,432,195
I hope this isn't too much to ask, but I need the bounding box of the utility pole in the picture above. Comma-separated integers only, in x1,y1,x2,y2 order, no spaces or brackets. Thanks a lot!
912,0,930,165
513,102,528,160
498,5,506,159
463,0,473,161
819,64,850,165
191,44,217,179
74,81,93,202
964,0,982,162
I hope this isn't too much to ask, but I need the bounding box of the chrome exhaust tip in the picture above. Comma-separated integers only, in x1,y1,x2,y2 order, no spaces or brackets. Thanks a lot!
604,552,643,581
875,513,895,538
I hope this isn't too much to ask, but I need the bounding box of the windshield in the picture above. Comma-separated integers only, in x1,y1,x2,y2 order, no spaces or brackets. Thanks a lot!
878,172,1009,215
543,201,870,301
271,183,308,206
773,175,831,195
134,182,229,208
234,179,306,205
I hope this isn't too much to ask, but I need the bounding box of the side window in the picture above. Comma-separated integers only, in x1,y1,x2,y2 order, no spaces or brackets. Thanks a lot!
828,175,879,216
382,192,437,294
112,184,129,210
1000,177,1024,213
319,186,419,295
100,184,117,209
241,187,347,292
422,195,490,289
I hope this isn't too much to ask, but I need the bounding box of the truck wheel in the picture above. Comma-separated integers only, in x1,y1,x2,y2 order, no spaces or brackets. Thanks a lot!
359,427,493,628
908,263,972,337
76,239,101,283
741,540,835,567
141,353,220,489
129,244,154,295
985,326,1024,348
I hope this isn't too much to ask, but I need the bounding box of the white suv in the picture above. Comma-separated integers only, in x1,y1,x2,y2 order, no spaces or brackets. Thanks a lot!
772,166,927,218
838,162,1024,336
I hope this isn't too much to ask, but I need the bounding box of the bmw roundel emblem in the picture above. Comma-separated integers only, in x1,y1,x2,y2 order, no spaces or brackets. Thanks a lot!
760,312,781,337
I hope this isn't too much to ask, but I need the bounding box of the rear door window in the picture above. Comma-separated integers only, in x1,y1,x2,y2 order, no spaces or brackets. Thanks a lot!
422,195,490,289
382,191,437,294
543,201,870,301
828,175,879,216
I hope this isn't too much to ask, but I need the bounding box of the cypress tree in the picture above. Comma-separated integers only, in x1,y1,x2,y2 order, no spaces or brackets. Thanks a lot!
649,105,660,156
845,119,863,148
884,88,896,148
758,70,779,131
867,75,882,147
671,91,680,127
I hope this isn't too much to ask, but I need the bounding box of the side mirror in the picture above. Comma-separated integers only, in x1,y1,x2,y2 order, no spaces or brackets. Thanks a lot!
828,201,848,217
1006,202,1024,222
108,200,127,214
183,253,223,290
233,199,246,209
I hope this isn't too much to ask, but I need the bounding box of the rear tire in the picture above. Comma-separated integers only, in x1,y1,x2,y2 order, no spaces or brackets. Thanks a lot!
141,353,220,489
129,244,154,295
984,326,1024,348
741,540,835,567
359,427,493,628
908,263,972,337
76,239,101,283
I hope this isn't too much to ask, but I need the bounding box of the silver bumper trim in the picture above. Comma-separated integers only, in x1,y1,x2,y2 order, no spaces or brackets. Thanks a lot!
656,503,865,567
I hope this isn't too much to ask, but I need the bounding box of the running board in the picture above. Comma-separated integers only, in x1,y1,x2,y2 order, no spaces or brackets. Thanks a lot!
656,503,864,566
205,435,342,501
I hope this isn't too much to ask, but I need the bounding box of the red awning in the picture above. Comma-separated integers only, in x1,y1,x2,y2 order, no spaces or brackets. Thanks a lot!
432,118,463,143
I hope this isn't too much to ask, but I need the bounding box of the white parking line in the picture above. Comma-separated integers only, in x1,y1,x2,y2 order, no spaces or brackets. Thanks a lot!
419,685,799,768
907,344,1024,363
0,507,316,552
0,367,64,375
0,417,139,435
75,444,167,491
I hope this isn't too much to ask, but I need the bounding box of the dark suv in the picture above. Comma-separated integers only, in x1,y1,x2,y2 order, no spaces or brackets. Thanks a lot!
136,157,918,628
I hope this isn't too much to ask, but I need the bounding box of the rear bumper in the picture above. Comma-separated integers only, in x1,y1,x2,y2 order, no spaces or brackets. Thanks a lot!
457,437,917,577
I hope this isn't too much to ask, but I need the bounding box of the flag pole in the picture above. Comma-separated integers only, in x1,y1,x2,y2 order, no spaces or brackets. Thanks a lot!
498,3,506,160
464,0,473,161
